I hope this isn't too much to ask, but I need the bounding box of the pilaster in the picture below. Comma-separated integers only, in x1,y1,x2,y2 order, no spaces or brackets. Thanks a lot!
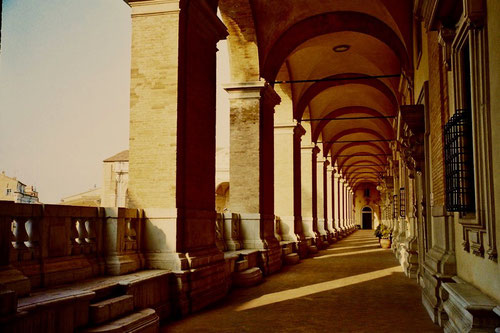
225,81,282,274
315,154,328,247
127,0,229,314
326,163,336,242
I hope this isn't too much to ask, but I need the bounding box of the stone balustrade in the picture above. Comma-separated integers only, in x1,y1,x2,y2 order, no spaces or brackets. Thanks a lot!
0,201,145,295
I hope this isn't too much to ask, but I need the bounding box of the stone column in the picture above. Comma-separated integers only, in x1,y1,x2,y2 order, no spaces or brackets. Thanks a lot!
333,172,341,238
274,122,298,242
274,121,308,257
326,163,336,242
293,125,309,257
348,186,352,230
349,189,354,230
301,144,318,253
315,154,328,248
339,178,346,235
224,82,282,275
127,0,228,314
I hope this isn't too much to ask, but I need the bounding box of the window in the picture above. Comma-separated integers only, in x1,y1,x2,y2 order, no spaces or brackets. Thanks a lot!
364,188,370,197
448,0,496,260
6,188,11,195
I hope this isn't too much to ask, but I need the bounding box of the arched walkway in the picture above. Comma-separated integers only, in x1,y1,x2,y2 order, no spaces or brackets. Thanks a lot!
164,231,440,332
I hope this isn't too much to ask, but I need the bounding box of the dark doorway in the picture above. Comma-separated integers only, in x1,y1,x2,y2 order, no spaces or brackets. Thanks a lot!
362,207,373,229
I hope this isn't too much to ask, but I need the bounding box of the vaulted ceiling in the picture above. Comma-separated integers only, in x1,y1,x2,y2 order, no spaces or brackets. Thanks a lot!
220,0,413,189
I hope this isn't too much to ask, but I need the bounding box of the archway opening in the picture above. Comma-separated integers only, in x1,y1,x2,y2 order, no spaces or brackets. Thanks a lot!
361,206,373,229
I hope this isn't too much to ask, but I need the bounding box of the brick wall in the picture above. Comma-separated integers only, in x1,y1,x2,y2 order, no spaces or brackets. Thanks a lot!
128,13,179,209
427,31,449,207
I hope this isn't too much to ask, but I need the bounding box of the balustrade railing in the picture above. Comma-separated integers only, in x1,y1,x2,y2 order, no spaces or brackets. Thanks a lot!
0,201,145,293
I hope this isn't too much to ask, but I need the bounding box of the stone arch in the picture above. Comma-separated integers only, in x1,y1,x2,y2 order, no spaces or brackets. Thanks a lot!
295,74,398,121
311,106,395,144
261,11,410,82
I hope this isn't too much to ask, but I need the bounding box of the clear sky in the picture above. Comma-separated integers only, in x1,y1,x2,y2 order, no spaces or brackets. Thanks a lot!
0,0,231,204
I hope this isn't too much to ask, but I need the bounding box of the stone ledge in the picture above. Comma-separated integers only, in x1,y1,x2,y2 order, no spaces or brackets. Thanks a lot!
442,282,498,312
83,308,159,333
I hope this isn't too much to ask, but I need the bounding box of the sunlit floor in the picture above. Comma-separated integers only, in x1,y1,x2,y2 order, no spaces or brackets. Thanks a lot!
163,230,441,333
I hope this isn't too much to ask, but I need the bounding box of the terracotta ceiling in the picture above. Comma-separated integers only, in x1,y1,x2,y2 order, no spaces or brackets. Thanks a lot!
220,0,413,189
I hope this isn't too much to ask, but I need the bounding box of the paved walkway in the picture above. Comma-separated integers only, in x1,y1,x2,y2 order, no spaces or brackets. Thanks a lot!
163,230,441,332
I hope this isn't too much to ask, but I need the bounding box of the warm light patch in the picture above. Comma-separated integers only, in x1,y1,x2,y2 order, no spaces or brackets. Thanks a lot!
327,243,381,251
313,248,386,259
236,266,401,311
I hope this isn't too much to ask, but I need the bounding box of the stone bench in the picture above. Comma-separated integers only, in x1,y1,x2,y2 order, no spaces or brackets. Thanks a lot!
442,279,500,333
0,270,171,333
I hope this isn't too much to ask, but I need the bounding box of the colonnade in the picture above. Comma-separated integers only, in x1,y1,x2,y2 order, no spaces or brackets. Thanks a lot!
125,0,357,315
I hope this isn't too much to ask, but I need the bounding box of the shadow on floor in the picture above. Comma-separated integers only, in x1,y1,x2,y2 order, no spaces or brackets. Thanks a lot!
163,230,441,333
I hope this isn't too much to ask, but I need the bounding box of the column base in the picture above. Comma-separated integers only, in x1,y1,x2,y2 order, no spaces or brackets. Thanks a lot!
277,216,299,242
301,217,316,239
401,237,419,279
295,237,309,259
239,213,282,275
170,247,229,316
223,212,243,251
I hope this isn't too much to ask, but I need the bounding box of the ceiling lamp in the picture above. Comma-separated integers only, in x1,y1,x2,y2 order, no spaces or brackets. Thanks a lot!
333,44,350,53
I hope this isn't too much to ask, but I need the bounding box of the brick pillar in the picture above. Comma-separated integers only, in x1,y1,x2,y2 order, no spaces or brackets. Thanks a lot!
224,82,282,275
274,122,308,256
274,122,296,241
331,170,340,239
349,189,354,230
293,124,308,257
127,0,229,314
309,146,322,248
301,144,318,252
325,161,336,242
315,155,328,248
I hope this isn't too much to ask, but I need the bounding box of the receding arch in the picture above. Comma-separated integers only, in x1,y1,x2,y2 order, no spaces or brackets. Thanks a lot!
338,154,386,170
342,160,385,176
323,128,393,157
262,11,410,82
312,106,394,143
295,74,398,121
331,142,390,164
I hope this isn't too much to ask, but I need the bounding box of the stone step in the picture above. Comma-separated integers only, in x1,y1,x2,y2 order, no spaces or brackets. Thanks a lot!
308,245,319,255
83,308,159,333
233,267,263,288
284,253,300,265
281,243,293,256
239,250,260,268
235,259,249,272
90,294,134,325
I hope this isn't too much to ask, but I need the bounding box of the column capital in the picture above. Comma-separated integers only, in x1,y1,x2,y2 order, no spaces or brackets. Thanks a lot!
261,83,281,109
224,82,280,110
293,123,306,138
224,81,266,99
128,0,179,16
312,145,321,156
301,144,315,151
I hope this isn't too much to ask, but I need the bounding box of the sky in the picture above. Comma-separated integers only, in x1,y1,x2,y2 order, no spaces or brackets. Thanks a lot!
0,0,230,204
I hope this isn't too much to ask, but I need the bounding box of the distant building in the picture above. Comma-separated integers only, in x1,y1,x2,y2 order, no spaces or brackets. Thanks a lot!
101,150,129,207
60,187,102,207
0,171,39,203
60,150,129,207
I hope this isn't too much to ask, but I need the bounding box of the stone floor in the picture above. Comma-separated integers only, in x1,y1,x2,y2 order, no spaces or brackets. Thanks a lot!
162,230,442,332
